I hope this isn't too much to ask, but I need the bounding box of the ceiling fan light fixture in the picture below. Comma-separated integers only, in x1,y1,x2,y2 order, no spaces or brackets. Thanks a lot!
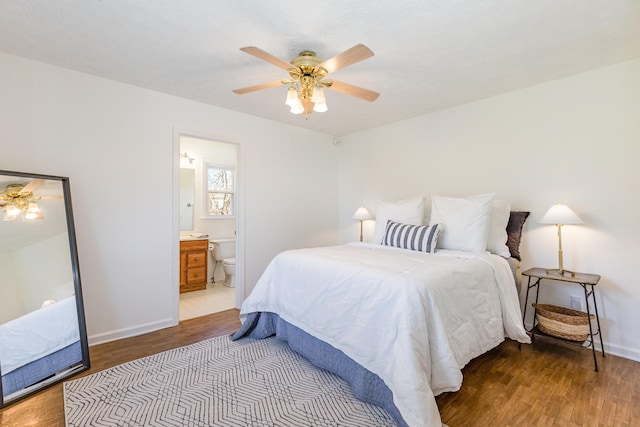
313,99,328,113
310,86,325,104
27,202,40,213
3,210,17,221
285,86,299,107
311,86,328,113
5,204,21,217
235,44,378,117
25,210,44,220
25,201,44,220
290,101,304,114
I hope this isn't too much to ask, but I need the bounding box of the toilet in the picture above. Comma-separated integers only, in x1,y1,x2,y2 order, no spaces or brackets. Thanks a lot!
210,238,236,288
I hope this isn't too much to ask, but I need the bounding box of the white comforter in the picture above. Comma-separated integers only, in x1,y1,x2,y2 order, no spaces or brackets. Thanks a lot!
0,296,80,375
240,243,530,427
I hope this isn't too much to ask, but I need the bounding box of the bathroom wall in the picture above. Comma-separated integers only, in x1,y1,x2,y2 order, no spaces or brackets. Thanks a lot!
180,135,238,239
180,135,238,281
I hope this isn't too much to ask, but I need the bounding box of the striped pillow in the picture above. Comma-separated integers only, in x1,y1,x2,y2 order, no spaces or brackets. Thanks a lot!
383,220,441,253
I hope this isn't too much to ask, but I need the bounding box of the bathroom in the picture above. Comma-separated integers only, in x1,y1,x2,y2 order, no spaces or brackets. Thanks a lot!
178,135,238,320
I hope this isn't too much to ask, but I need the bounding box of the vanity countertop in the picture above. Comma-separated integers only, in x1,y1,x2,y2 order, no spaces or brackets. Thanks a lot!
179,232,209,241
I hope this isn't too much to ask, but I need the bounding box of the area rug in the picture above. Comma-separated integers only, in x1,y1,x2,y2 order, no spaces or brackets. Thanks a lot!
63,335,396,426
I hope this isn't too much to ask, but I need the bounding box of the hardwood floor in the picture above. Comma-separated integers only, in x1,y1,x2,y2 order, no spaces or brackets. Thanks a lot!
0,309,242,427
2,309,639,426
436,336,640,426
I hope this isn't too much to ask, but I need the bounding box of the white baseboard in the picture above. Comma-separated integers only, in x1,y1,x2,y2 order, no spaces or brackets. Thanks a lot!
87,318,640,365
88,317,177,347
601,341,640,363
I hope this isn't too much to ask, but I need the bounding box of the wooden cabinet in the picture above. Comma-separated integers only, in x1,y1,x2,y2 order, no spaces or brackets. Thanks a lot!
179,239,208,293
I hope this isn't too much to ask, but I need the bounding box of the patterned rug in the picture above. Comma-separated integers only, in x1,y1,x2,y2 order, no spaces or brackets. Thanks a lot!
63,335,396,426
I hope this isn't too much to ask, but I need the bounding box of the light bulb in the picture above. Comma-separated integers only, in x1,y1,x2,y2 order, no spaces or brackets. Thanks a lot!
311,86,326,103
27,202,40,213
290,102,304,114
3,210,17,221
285,87,299,107
5,204,20,216
313,99,328,113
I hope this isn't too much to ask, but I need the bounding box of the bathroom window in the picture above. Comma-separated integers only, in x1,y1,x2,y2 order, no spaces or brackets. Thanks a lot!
205,163,235,217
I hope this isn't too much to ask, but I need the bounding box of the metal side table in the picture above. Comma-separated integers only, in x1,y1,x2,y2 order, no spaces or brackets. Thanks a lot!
522,267,605,371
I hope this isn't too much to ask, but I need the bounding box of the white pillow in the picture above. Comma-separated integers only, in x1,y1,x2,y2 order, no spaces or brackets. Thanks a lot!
486,199,512,257
430,193,495,253
373,197,425,244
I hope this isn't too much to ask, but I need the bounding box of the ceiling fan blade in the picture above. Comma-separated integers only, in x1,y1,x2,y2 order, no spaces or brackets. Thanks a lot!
39,195,64,200
327,80,380,102
317,44,374,74
233,80,284,95
20,179,45,194
240,47,293,71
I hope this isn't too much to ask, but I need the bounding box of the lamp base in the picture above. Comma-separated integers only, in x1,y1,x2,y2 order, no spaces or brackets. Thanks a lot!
545,268,576,277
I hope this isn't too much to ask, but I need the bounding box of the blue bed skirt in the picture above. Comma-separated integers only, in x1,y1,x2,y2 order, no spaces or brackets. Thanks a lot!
2,341,82,396
231,312,407,427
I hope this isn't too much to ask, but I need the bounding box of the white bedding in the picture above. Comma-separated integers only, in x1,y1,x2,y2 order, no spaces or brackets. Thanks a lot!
240,242,530,427
0,296,80,375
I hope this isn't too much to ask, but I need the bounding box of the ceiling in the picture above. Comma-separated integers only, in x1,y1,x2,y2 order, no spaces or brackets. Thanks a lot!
0,175,68,251
0,1,639,136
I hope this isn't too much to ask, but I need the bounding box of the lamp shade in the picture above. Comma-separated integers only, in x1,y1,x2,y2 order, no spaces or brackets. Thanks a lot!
352,206,372,220
285,87,299,107
539,203,583,225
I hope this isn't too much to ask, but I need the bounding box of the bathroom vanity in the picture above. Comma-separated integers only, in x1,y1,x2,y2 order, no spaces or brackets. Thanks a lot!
179,239,208,293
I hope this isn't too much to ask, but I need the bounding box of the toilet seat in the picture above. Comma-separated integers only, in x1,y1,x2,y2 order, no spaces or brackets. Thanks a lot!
222,257,235,266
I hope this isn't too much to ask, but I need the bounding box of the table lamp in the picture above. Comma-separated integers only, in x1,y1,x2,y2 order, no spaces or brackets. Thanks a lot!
539,203,583,277
352,207,372,242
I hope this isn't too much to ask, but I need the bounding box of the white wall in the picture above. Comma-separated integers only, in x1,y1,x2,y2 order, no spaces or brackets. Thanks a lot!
12,232,73,312
0,250,25,324
0,52,340,345
338,58,640,361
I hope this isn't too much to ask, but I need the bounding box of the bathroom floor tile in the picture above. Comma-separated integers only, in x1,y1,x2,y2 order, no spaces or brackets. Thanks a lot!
179,282,235,321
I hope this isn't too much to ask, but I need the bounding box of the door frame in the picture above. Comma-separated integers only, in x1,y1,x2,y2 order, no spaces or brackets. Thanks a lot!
171,128,244,324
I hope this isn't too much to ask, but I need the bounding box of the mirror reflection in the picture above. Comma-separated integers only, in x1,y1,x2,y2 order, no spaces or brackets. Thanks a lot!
0,171,89,407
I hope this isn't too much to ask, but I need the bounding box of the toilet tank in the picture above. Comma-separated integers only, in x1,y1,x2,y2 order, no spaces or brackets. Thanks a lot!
210,238,235,261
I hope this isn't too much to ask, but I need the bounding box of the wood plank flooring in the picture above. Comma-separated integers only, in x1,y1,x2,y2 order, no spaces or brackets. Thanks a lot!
1,309,638,426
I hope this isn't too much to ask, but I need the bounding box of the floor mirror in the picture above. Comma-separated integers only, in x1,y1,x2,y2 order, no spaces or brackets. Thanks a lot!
0,170,89,408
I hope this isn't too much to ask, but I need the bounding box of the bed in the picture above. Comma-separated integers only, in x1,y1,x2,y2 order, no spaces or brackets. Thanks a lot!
232,195,531,426
0,296,81,397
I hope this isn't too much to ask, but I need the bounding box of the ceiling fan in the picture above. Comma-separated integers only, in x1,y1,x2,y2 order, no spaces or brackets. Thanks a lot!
0,179,62,221
233,44,380,115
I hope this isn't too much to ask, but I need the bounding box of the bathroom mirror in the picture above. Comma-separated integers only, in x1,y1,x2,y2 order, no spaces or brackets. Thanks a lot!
0,170,89,408
179,168,195,231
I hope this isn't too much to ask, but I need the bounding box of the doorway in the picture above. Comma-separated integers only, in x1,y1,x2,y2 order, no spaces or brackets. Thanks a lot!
177,135,239,321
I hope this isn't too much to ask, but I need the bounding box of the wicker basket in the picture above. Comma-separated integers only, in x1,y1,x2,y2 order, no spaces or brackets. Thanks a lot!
533,304,594,342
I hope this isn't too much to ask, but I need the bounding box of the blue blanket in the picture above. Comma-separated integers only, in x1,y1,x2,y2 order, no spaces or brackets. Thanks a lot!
231,312,407,427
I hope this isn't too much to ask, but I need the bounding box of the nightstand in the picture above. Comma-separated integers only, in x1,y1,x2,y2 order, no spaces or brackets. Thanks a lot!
522,267,605,371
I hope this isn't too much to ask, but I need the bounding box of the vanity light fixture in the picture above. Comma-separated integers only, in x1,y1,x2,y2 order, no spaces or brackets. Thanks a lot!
180,152,195,164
